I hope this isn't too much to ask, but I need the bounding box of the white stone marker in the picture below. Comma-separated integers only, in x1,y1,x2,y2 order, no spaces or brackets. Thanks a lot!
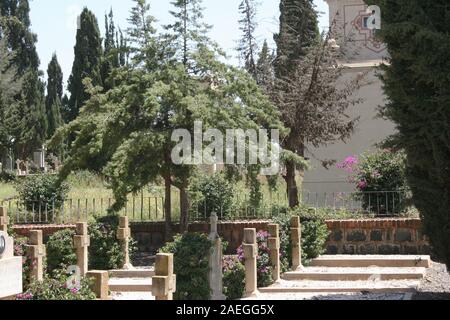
0,207,9,233
243,228,259,298
208,212,226,300
291,216,303,271
0,229,23,299
73,222,90,276
117,216,133,270
26,230,46,282
268,224,281,282
152,253,176,300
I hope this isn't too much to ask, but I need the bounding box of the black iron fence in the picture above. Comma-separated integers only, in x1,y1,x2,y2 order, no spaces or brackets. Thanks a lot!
1,191,413,225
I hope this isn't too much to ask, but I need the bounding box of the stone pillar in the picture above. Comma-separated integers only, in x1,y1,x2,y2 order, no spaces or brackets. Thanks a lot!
291,216,303,271
26,230,46,282
73,222,90,276
116,216,133,269
86,271,109,300
0,207,9,233
152,253,176,301
243,228,258,298
268,224,281,282
208,212,225,300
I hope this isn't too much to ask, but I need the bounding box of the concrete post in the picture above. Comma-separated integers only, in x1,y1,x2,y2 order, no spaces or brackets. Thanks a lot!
26,230,46,282
73,222,90,276
268,224,281,282
86,271,109,300
243,228,258,298
117,216,133,269
0,207,9,233
208,212,225,300
152,253,176,300
291,216,303,270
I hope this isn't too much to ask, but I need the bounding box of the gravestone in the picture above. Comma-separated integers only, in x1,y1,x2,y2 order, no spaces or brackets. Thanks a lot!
291,216,303,271
152,253,176,300
33,145,46,171
208,212,225,300
268,224,281,282
0,207,23,299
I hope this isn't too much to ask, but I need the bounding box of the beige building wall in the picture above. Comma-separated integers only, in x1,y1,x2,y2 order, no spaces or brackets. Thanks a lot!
302,0,395,194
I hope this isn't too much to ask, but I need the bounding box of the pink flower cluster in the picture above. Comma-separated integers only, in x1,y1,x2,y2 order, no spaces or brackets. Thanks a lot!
336,156,359,173
16,292,33,300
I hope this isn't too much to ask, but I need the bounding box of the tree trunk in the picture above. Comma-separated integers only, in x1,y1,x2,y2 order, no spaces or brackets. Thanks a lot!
284,160,299,208
164,175,172,241
179,186,190,233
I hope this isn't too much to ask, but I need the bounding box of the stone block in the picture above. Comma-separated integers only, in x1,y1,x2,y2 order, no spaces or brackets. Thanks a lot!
73,235,90,248
346,230,366,242
86,271,109,300
291,216,300,228
404,245,418,255
152,276,169,296
155,253,173,277
117,227,130,240
243,243,257,258
268,224,279,238
268,238,280,250
331,230,343,242
395,229,412,242
343,244,356,254
76,222,88,235
243,229,256,244
359,244,376,255
29,230,43,245
379,245,401,255
119,216,129,228
370,230,383,242
326,245,339,255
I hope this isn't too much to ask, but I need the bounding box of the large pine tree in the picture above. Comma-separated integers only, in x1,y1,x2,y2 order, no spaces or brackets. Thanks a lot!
46,54,63,138
367,0,450,267
66,7,103,123
0,0,47,158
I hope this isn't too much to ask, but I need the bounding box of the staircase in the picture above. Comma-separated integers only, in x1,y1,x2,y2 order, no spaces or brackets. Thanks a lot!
257,255,431,298
108,268,155,300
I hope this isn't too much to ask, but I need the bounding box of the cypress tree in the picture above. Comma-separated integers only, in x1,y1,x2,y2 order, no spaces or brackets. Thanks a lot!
256,40,274,89
237,0,259,78
67,7,103,122
0,0,47,158
368,0,450,268
46,54,63,138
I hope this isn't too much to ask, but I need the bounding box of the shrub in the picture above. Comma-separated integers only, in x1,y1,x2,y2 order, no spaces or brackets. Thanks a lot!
0,170,16,183
13,236,34,289
46,229,77,273
301,220,329,264
16,174,69,214
337,150,409,214
223,255,245,300
17,269,96,300
88,215,137,270
160,233,212,300
189,173,236,220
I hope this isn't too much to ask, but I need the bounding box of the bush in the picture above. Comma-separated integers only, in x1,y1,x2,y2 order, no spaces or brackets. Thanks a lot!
88,215,137,270
223,255,245,300
189,173,236,220
17,269,96,300
0,170,16,183
301,220,329,263
160,233,212,300
16,174,69,213
46,229,77,273
337,150,409,214
13,236,34,289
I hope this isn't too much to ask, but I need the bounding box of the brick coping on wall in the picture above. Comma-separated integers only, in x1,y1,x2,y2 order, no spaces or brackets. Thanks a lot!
325,218,422,229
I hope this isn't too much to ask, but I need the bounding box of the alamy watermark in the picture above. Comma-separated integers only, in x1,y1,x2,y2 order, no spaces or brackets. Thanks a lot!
171,121,281,176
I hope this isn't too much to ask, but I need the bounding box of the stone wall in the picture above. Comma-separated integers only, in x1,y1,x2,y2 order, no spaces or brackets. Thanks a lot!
13,224,76,239
325,219,431,255
132,221,271,254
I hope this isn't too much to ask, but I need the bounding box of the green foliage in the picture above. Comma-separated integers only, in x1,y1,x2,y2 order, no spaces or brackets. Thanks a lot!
88,215,133,270
13,236,33,289
66,7,103,122
189,173,236,219
160,233,212,300
46,54,64,139
301,219,329,263
222,255,245,300
0,170,16,183
16,174,69,213
17,270,96,300
46,229,77,274
367,0,450,268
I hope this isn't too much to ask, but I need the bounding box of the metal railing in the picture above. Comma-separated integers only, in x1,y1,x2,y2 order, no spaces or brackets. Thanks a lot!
1,191,412,225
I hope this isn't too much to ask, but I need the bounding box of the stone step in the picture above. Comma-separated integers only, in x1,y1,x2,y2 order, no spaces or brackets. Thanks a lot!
108,278,153,292
283,267,426,281
310,255,431,268
108,268,155,278
259,279,420,294
111,292,155,301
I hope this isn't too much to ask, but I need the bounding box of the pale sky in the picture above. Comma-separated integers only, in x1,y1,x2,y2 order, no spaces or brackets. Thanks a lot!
29,0,329,90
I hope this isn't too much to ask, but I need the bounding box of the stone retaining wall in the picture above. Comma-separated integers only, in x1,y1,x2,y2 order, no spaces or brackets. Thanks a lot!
12,218,430,256
325,219,431,255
